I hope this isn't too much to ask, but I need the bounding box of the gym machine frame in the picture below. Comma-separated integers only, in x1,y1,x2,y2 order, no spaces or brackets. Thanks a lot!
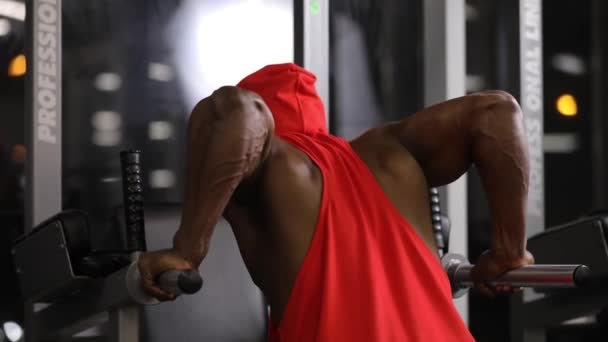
22,0,144,340
20,1,330,341
14,150,201,341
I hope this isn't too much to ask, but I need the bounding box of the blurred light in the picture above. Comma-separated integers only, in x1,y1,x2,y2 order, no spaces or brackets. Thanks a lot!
170,1,292,108
92,131,122,146
148,121,173,140
8,54,26,77
0,18,10,36
94,73,122,92
556,94,578,117
91,111,122,131
11,144,26,163
466,4,479,21
149,169,176,189
562,315,596,326
0,0,25,21
195,4,292,87
100,177,120,183
551,53,586,76
310,1,320,15
544,133,579,153
3,321,23,341
148,63,175,82
466,75,485,92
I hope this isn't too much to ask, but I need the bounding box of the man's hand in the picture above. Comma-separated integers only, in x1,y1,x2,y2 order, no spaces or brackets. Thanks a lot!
137,249,194,301
470,249,535,297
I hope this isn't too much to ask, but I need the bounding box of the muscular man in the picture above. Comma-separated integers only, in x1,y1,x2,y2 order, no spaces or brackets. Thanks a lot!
138,63,534,341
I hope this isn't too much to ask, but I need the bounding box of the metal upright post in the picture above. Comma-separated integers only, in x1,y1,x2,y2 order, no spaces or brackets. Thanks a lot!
25,0,62,230
109,306,140,342
496,0,545,341
423,0,468,324
294,0,330,127
518,0,545,237
24,0,62,340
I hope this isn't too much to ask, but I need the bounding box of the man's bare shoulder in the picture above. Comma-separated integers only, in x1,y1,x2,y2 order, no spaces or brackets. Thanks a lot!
350,125,421,176
261,136,321,192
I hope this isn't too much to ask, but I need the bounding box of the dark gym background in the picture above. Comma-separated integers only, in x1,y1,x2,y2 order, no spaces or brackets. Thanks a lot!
1,0,608,341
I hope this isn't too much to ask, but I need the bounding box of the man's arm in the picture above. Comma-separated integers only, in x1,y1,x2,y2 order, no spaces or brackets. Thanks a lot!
173,86,274,267
385,91,532,285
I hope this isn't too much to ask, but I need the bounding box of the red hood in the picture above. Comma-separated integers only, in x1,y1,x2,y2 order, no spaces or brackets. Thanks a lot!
237,63,328,136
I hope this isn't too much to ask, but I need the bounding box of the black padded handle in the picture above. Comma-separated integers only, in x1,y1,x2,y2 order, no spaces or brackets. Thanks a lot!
157,269,203,295
120,150,147,252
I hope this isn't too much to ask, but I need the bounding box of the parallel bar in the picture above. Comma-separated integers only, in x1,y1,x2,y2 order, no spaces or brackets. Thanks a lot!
453,264,586,288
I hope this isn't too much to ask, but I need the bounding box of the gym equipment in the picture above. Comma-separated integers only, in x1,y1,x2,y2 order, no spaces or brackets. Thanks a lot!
431,188,592,299
12,150,202,341
509,213,608,341
442,253,590,298
429,188,449,257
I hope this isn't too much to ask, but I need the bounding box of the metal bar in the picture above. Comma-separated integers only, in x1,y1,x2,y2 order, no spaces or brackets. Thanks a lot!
423,0,468,323
294,0,330,126
25,0,63,231
453,264,586,288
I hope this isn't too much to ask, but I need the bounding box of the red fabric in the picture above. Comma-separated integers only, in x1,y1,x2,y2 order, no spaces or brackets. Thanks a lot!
267,133,475,342
238,64,474,341
237,63,328,136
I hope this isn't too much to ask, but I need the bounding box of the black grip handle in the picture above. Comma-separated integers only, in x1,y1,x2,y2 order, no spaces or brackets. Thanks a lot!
573,265,591,287
120,150,147,252
157,270,203,295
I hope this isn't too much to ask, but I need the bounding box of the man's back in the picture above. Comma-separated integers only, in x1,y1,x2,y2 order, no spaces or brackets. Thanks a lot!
225,128,441,324
229,131,473,341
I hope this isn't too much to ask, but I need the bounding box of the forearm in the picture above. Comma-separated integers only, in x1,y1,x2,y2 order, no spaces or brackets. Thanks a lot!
173,87,273,266
392,91,530,259
472,96,529,259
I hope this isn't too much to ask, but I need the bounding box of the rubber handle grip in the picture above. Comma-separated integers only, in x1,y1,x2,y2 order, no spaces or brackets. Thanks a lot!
157,270,203,295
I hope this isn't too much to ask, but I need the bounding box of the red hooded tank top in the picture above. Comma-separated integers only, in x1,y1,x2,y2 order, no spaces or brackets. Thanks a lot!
268,132,475,342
